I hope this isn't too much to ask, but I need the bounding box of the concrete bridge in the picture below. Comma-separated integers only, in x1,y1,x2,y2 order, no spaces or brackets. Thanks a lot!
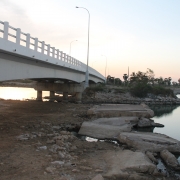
0,21,105,101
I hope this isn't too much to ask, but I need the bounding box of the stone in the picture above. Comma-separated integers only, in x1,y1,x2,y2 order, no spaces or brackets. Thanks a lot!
137,118,164,128
160,150,179,168
46,139,55,144
16,134,30,141
56,140,64,146
79,166,92,171
38,146,47,150
103,150,157,179
72,169,80,172
49,144,61,153
138,118,152,127
91,174,104,180
51,161,64,166
52,126,61,130
118,132,180,153
87,104,154,118
45,166,56,173
78,121,131,139
145,151,158,164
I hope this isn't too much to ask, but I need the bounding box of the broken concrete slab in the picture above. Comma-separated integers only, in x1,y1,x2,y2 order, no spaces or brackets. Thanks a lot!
87,104,154,118
92,116,139,126
103,150,158,179
78,121,131,139
137,118,164,128
118,132,180,153
160,150,180,168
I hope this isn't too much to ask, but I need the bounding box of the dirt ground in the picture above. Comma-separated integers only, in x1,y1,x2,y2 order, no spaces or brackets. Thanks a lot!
0,100,119,180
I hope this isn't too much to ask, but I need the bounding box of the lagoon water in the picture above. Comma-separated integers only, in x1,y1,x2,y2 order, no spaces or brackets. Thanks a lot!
0,87,180,141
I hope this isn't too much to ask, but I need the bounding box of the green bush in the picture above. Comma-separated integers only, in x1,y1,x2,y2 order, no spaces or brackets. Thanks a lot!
130,83,152,98
130,83,175,98
152,86,174,97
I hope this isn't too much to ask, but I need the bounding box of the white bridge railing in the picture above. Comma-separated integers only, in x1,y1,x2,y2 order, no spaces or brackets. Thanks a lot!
0,21,104,81
0,21,82,66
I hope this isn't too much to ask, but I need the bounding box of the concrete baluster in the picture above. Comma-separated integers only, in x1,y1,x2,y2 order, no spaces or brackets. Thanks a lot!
52,47,55,58
57,49,59,60
64,53,66,62
34,38,38,51
66,54,69,63
26,33,30,48
47,44,50,56
41,41,45,54
16,28,21,45
3,21,9,40
60,51,63,61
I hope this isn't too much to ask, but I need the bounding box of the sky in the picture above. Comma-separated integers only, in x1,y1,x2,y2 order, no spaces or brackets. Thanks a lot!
0,0,180,82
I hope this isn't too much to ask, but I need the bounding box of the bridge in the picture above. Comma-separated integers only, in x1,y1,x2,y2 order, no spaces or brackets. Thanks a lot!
0,21,105,101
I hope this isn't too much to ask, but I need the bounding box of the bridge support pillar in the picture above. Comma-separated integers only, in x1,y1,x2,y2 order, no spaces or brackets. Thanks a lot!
36,91,42,101
75,92,82,103
49,91,55,102
63,92,68,100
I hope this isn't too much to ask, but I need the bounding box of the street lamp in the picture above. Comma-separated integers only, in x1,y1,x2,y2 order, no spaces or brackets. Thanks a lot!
69,40,77,56
76,6,90,88
102,55,107,83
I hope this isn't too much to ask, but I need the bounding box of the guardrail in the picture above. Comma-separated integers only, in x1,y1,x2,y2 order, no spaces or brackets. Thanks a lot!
0,21,105,81
0,21,81,66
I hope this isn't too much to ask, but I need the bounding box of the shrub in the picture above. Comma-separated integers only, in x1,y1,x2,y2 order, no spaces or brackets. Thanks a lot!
130,83,152,98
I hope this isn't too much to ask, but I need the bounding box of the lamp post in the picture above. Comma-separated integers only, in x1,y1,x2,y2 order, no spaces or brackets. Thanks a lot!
76,6,90,88
69,40,77,56
102,55,107,83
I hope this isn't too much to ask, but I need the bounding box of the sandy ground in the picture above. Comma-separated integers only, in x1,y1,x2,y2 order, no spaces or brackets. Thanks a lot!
0,100,119,180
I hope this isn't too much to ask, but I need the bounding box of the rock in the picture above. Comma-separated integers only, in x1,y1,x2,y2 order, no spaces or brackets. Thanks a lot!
138,118,152,127
56,140,64,146
60,131,70,135
160,150,179,168
78,121,131,139
79,166,92,171
91,174,104,180
95,169,103,173
38,146,47,150
72,169,80,172
49,144,61,153
87,104,154,118
16,134,30,141
45,166,56,173
103,150,157,179
118,132,180,153
146,151,158,164
52,126,61,130
51,161,64,166
46,139,55,144
58,151,66,159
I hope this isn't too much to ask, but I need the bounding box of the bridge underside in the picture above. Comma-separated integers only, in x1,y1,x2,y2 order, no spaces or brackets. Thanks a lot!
0,51,104,84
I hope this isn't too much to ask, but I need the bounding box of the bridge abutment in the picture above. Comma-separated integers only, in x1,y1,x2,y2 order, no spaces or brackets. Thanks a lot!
34,82,84,102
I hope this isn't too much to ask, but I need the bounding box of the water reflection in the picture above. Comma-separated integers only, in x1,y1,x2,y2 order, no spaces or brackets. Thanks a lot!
151,105,180,141
0,87,49,100
149,105,179,117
